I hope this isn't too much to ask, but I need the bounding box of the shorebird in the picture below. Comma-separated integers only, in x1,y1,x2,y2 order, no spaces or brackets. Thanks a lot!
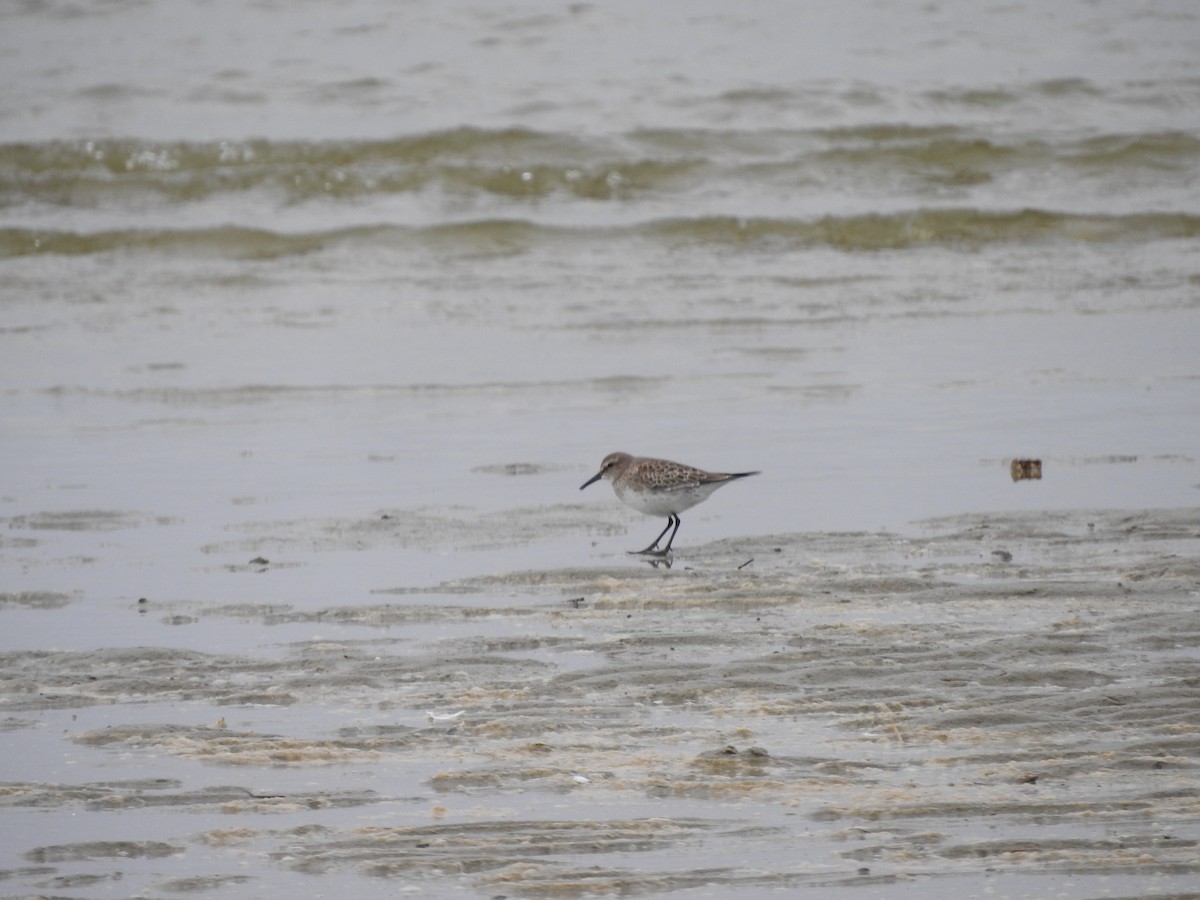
580,451,759,555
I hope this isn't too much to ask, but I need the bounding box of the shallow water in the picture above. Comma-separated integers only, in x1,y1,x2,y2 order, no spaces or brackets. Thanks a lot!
2,1,1200,897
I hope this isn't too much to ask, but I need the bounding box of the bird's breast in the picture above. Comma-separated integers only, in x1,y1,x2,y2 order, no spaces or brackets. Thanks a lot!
615,481,707,516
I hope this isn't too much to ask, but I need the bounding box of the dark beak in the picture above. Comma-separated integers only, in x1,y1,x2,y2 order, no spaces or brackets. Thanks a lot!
580,471,603,490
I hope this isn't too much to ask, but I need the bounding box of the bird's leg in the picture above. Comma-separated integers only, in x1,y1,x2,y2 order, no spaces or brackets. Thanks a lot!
660,515,683,554
631,515,676,555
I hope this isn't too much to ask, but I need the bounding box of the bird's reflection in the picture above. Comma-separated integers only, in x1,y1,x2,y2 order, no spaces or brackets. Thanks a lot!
632,551,672,569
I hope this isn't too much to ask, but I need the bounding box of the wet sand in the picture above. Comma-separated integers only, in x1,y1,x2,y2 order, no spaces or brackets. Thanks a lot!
2,506,1197,898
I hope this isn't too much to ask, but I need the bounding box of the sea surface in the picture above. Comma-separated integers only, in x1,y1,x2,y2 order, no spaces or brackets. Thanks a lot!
1,1,1199,897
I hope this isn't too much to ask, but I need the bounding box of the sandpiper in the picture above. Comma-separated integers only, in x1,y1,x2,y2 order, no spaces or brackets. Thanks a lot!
580,452,759,555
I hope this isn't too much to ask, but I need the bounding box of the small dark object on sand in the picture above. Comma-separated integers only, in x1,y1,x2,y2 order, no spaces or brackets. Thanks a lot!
1011,459,1042,481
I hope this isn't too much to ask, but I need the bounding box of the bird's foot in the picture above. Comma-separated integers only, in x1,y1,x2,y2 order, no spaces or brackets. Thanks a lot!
629,545,671,557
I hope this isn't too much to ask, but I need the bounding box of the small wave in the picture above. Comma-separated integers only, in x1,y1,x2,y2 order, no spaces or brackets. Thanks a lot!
40,375,665,406
641,210,1200,250
1067,131,1200,168
0,130,627,204
3,124,1197,207
3,208,1197,259
0,225,371,259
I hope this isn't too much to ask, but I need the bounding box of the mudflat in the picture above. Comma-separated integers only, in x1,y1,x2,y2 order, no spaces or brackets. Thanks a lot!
2,506,1197,898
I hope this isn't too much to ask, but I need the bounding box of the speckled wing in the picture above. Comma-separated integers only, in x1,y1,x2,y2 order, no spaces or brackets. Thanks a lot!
634,459,709,492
